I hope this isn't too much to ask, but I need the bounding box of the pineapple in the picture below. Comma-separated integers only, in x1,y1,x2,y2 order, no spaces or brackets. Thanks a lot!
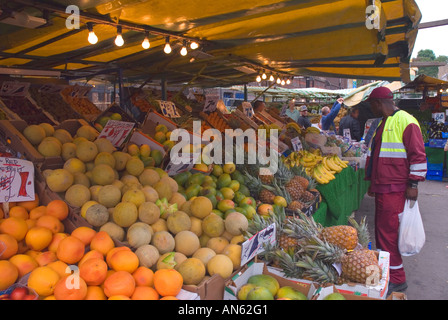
349,216,371,248
259,188,276,204
287,200,305,212
301,191,315,203
320,225,358,251
275,161,305,201
341,249,380,284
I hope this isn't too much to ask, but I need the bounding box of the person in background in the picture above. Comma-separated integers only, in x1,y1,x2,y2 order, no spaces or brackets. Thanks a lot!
364,117,382,146
365,86,427,296
285,100,300,122
321,97,344,131
253,100,266,115
338,105,362,141
297,105,312,129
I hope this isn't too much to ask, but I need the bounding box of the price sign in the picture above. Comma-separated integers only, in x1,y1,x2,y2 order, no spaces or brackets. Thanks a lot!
0,157,34,203
432,112,445,123
242,101,254,118
165,153,200,176
203,95,219,113
291,136,303,151
343,128,352,141
241,223,276,266
98,120,135,147
158,100,181,118
0,81,30,97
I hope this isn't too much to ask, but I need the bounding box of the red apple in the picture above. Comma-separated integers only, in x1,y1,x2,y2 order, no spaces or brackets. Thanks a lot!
10,287,28,300
23,294,36,300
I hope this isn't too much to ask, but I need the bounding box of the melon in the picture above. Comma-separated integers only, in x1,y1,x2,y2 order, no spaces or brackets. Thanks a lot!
46,169,74,192
98,185,122,208
222,244,242,270
135,244,159,268
121,189,145,208
175,258,206,285
192,247,216,267
81,200,98,218
113,202,138,227
112,151,130,171
91,164,115,186
153,181,172,201
64,184,91,208
189,217,203,237
73,172,91,188
89,185,102,202
169,192,186,208
126,158,144,176
100,222,125,242
39,123,55,137
206,237,229,254
76,125,99,141
174,231,200,257
139,169,160,186
201,213,225,238
224,211,248,236
85,203,109,227
166,211,191,235
156,252,187,270
151,231,175,254
141,186,159,203
206,254,234,279
61,142,77,161
120,174,139,185
38,139,62,157
138,202,161,225
127,222,153,248
73,136,88,146
190,196,213,219
151,219,167,233
94,138,116,154
53,129,73,144
94,152,116,168
159,176,178,193
63,158,86,174
76,140,98,162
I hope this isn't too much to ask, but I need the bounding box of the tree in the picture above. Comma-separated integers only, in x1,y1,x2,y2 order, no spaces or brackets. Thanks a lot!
416,49,438,77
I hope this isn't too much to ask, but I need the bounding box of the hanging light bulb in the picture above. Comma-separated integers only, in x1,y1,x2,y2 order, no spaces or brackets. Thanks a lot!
281,79,286,85
261,71,267,80
269,74,275,82
164,36,172,54
276,75,281,84
286,78,291,85
114,26,124,47
180,40,188,56
256,74,262,82
87,22,98,44
190,41,199,50
142,31,150,49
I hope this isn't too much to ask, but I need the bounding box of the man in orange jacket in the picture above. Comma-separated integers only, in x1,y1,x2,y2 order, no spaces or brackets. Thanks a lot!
365,87,427,295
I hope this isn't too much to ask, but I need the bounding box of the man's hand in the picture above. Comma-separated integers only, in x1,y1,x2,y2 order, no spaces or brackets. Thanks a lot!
337,98,344,104
367,185,375,197
406,186,418,201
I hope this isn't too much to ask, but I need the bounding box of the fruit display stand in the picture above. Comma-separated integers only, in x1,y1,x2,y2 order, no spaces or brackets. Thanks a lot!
60,85,102,122
92,103,138,133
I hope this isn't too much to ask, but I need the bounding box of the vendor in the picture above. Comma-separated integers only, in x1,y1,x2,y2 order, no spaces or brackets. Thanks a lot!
321,97,344,132
297,105,312,129
285,100,300,122
338,106,362,141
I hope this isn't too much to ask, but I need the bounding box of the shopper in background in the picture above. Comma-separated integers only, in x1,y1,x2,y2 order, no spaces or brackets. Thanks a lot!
297,105,312,129
285,100,300,122
365,86,427,295
253,100,266,115
364,117,382,146
338,106,362,141
321,97,344,132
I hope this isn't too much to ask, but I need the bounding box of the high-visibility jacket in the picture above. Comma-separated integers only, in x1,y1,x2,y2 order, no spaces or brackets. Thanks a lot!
366,110,427,185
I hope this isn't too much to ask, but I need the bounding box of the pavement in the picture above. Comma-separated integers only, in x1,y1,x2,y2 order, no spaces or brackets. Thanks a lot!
355,179,448,300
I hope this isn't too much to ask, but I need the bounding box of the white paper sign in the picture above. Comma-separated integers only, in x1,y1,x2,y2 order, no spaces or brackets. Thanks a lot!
98,120,135,147
0,157,35,203
241,223,276,266
242,101,254,118
158,100,181,118
291,137,303,151
343,128,352,141
165,153,200,176
432,112,445,123
203,95,219,113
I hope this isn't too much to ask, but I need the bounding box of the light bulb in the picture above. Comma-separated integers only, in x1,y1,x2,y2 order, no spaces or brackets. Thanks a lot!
115,26,124,47
286,78,291,85
276,77,281,84
164,36,172,54
281,79,286,85
190,41,199,50
142,32,150,49
256,75,262,82
269,75,275,81
88,31,98,44
262,72,267,80
180,40,188,56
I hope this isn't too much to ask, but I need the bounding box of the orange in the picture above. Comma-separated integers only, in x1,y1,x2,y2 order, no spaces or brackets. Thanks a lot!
27,266,60,297
25,218,36,229
43,295,56,300
85,286,107,300
56,236,85,264
54,275,88,300
78,249,104,267
36,215,64,234
29,206,47,220
79,257,108,286
132,266,154,287
108,295,131,300
103,270,136,298
0,260,19,291
16,239,29,254
45,200,69,221
105,246,131,266
131,286,159,300
47,260,69,278
0,207,3,219
17,194,39,212
108,249,139,274
0,216,28,241
0,233,18,259
35,250,58,267
89,231,114,256
71,226,96,246
8,206,29,219
25,249,40,259
25,226,53,251
0,260,19,290
47,232,69,253
160,295,179,300
153,268,183,297
9,254,38,278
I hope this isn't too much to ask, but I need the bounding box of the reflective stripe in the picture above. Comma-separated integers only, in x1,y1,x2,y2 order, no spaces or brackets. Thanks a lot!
410,163,427,171
410,171,426,177
389,264,404,270
381,142,405,150
378,151,407,158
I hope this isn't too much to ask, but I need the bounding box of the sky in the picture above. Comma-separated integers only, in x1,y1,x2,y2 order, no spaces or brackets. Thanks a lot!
412,0,448,58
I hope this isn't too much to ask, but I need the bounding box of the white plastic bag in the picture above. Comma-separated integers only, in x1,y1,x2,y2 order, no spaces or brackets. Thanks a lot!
398,200,425,256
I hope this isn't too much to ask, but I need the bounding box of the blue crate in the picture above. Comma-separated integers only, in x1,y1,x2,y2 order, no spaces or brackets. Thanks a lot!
442,132,448,139
427,174,443,181
429,139,448,148
427,162,444,171
427,169,443,177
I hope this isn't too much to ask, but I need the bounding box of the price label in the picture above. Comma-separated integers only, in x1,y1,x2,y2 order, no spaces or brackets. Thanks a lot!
242,101,254,118
343,128,352,141
98,120,135,147
240,223,276,266
165,153,200,176
203,95,219,113
158,100,181,118
291,137,303,151
432,112,445,123
0,157,34,203
0,81,30,97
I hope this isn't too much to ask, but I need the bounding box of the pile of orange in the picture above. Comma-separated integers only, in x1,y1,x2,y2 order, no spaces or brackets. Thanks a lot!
0,196,184,300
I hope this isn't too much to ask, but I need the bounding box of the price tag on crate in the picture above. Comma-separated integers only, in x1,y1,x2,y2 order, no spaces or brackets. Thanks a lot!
432,112,445,123
165,152,200,176
0,157,35,203
0,81,30,97
242,101,254,118
203,95,219,113
98,120,135,148
158,100,181,118
291,136,303,151
240,223,276,266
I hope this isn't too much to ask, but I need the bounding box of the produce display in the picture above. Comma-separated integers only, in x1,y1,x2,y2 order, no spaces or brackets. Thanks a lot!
60,87,102,121
0,96,57,125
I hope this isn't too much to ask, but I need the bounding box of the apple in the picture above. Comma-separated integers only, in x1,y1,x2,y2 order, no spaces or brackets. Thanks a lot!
23,294,36,300
10,287,28,300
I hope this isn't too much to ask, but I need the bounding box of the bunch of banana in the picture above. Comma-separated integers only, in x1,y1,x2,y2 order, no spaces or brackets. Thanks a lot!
258,123,281,138
311,155,349,184
282,150,323,169
286,122,302,136
306,126,321,134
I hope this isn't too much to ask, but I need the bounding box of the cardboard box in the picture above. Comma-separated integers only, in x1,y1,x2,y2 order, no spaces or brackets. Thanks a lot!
223,262,312,300
55,118,93,137
183,273,227,300
140,110,178,137
93,103,137,126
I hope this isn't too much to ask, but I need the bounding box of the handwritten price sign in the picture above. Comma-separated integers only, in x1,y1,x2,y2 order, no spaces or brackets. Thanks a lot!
98,120,135,148
0,157,35,203
157,100,181,118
